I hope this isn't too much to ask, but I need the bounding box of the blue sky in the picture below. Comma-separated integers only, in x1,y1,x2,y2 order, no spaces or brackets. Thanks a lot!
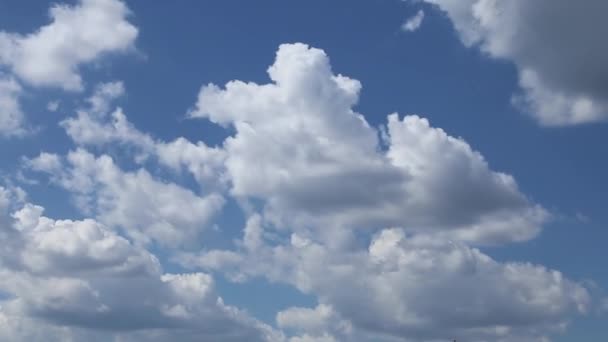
0,0,606,341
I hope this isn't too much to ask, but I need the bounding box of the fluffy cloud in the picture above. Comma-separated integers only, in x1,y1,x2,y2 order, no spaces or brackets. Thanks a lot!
62,82,155,151
189,43,546,245
24,149,224,247
62,81,228,190
402,10,425,32
0,0,137,91
421,0,608,125
277,304,351,342
180,219,589,342
64,44,546,245
0,74,24,137
0,187,280,342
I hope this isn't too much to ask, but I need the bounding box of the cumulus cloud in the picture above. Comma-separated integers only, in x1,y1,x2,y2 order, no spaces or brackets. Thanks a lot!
277,304,351,342
421,0,608,125
179,219,589,342
170,43,592,341
0,0,138,91
188,43,546,245
24,149,224,247
402,10,425,32
0,186,280,342
61,81,229,190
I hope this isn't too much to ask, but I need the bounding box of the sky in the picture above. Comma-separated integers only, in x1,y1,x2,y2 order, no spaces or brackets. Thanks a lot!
0,0,607,341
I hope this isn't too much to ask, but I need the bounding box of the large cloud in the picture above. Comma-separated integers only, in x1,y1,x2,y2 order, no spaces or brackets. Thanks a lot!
0,187,280,342
0,0,137,91
421,0,608,125
24,42,593,341
179,217,589,342
172,43,591,341
188,43,546,245
61,45,546,245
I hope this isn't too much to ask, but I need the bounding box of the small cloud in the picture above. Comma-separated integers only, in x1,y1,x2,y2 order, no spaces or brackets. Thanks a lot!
47,100,60,112
401,10,425,32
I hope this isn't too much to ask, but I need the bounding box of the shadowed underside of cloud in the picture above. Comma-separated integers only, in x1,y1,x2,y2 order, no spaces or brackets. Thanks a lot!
421,0,608,126
0,186,282,342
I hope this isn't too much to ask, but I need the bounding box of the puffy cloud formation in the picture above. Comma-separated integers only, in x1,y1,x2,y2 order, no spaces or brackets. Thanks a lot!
402,10,425,32
421,0,608,125
0,0,137,91
173,43,589,341
0,0,137,136
180,219,589,342
0,187,280,342
61,81,228,189
189,43,546,245
25,150,224,247
20,42,591,341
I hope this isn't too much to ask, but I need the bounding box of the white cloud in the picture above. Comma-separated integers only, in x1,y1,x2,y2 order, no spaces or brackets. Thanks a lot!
12,42,594,341
180,221,589,342
421,0,608,125
288,334,338,342
87,81,126,114
0,0,138,91
61,81,228,190
277,304,351,342
189,43,546,245
25,149,225,247
46,101,60,113
0,186,281,342
402,10,425,32
0,74,25,137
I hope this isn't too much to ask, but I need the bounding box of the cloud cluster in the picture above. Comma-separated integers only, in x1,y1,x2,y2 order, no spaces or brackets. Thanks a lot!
0,187,280,342
180,217,589,342
174,44,585,341
421,0,608,125
0,0,137,91
63,43,548,245
0,0,137,135
9,34,592,342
